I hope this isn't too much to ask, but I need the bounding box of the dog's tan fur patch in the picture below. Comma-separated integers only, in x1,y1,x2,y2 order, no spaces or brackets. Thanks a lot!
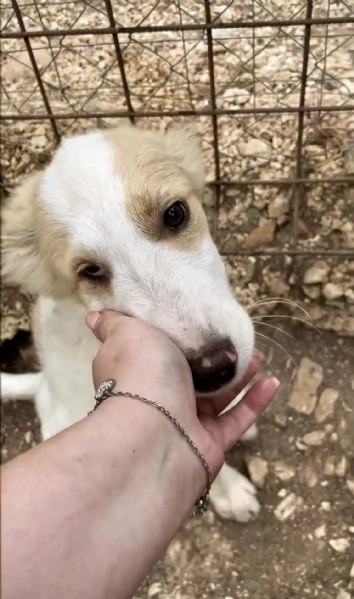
2,173,73,297
105,125,209,251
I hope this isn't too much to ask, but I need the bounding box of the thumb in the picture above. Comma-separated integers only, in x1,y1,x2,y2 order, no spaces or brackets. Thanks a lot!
86,310,131,342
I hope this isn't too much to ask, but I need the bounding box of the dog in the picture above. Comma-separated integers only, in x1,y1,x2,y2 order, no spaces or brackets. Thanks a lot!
1,124,260,522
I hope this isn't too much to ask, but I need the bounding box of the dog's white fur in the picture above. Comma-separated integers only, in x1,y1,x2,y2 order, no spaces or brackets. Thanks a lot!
1,125,260,522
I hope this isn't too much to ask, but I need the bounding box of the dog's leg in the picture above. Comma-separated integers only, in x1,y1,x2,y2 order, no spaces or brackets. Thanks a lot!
0,372,42,401
210,463,260,522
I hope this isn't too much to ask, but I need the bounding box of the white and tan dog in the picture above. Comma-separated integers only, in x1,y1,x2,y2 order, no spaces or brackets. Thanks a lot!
2,124,259,522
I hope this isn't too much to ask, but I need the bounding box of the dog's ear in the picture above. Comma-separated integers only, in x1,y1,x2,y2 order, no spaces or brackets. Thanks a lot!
164,126,205,198
2,172,69,296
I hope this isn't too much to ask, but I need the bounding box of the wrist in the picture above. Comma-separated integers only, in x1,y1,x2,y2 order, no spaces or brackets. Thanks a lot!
98,392,207,520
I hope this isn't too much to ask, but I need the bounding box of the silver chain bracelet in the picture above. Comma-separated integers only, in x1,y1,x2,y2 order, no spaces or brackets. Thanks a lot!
89,378,212,517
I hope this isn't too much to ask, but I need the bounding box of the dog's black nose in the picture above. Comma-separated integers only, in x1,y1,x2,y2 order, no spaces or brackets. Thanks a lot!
187,338,237,394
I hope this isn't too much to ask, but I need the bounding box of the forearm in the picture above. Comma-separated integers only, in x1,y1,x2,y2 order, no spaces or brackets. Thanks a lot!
1,396,204,599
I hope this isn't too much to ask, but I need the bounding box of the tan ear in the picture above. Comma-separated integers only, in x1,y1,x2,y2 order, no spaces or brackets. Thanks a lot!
164,126,205,198
2,172,71,296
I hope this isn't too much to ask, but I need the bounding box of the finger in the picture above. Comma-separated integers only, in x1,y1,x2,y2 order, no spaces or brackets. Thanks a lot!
86,310,131,342
216,377,279,452
196,355,261,417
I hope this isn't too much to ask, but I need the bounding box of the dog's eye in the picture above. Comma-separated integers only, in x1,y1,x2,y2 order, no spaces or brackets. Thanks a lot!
163,201,189,230
78,264,107,281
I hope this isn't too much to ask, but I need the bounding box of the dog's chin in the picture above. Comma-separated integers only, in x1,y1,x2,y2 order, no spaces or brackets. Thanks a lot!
194,375,240,402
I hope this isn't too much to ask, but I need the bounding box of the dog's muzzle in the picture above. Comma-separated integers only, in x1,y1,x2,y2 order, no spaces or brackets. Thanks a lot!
187,338,237,394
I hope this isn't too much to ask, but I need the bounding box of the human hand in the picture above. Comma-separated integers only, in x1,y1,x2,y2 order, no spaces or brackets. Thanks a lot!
86,310,278,481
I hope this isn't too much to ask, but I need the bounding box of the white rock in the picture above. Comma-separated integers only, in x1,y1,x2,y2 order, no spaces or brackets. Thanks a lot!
148,583,162,598
336,590,351,599
274,493,304,522
273,461,295,482
303,261,330,284
314,388,339,423
323,282,344,300
303,430,326,446
346,479,354,496
345,288,354,303
288,357,323,415
329,538,351,553
314,524,326,539
350,563,354,577
335,456,347,477
302,284,322,299
320,501,331,511
224,87,250,105
238,138,272,160
246,456,268,488
30,135,48,151
268,195,289,220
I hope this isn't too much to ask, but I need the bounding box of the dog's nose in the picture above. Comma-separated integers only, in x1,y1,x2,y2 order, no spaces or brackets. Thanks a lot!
187,338,237,394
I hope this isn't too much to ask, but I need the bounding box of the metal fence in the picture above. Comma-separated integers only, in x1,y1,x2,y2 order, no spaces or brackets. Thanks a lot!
1,0,353,259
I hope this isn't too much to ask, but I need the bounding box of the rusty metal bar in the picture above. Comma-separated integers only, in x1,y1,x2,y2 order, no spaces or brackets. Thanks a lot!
221,249,354,257
212,176,354,186
204,0,220,208
3,176,352,189
2,16,354,39
10,0,60,143
2,104,353,121
292,0,313,242
103,0,135,124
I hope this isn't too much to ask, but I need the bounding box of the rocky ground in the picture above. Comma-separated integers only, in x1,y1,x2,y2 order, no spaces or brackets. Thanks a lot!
1,1,354,597
1,318,353,599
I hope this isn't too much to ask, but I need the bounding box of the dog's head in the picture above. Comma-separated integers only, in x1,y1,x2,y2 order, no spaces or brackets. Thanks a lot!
2,125,254,395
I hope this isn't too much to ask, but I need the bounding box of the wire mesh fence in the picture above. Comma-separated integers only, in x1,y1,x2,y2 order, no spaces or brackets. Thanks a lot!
1,0,354,260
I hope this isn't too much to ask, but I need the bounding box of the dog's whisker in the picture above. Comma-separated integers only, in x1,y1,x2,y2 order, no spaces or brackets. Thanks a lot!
255,331,298,368
252,314,320,333
248,297,311,321
252,320,295,340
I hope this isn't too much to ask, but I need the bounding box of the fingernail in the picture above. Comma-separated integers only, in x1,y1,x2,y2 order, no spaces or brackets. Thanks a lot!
86,311,101,331
271,377,280,388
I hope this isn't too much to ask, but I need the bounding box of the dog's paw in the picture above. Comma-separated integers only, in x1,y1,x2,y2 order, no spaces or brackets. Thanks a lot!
240,422,258,443
210,465,260,522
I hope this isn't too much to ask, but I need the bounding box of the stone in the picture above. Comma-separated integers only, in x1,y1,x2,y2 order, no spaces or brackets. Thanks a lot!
346,479,354,496
350,563,354,577
335,456,347,477
320,501,331,511
314,388,339,423
329,538,351,553
324,457,335,476
288,357,323,415
314,524,326,539
268,195,289,221
303,431,326,446
345,289,354,303
303,261,330,284
30,135,48,151
299,462,318,488
148,583,162,598
323,282,344,300
246,456,268,488
336,590,351,599
244,220,275,249
265,271,290,296
24,431,32,444
274,493,304,522
238,138,272,160
273,461,295,482
302,284,322,299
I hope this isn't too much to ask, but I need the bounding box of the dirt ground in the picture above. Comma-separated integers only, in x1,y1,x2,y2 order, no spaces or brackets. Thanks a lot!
1,319,353,599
